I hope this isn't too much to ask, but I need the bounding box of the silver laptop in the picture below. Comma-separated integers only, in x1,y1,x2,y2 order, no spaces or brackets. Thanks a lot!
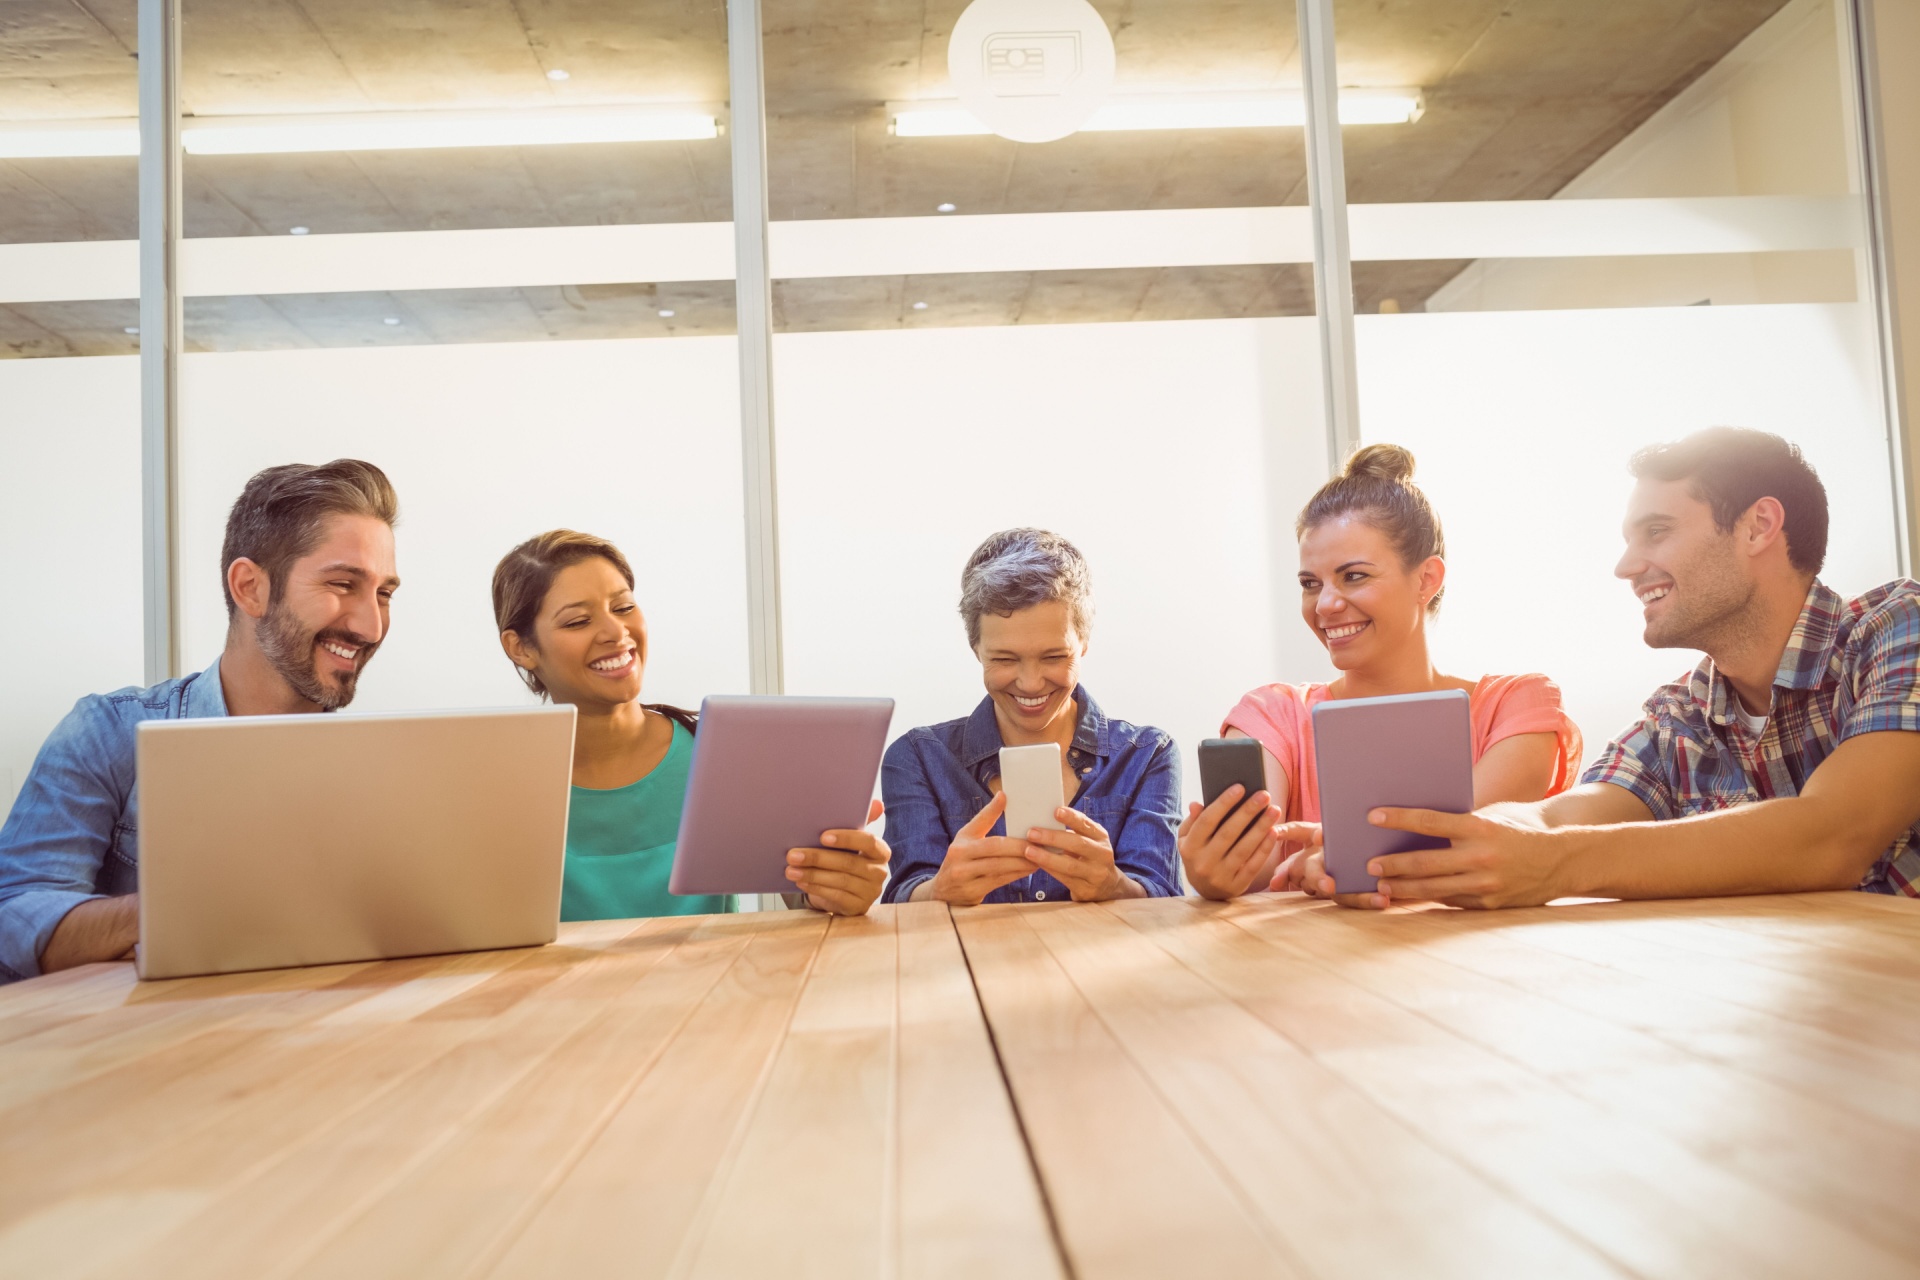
135,705,576,981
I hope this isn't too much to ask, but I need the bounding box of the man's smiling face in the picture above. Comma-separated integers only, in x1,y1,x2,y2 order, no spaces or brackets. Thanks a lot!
1615,477,1756,650
254,512,399,710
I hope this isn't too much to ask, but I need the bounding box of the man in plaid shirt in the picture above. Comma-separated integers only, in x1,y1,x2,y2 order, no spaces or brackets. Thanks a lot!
1310,426,1920,909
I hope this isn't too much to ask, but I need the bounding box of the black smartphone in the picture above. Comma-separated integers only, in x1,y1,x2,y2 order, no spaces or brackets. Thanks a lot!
1198,738,1267,809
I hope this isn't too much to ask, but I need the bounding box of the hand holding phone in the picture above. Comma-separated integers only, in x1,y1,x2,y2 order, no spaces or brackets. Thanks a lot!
998,743,1067,841
1179,737,1284,901
927,793,1037,907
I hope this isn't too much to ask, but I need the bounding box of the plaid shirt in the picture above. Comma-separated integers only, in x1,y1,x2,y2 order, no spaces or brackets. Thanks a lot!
1583,579,1920,896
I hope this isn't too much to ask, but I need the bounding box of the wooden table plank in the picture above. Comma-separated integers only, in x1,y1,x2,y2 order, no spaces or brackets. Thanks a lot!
471,902,1063,1280
266,914,758,1280
958,900,1625,1280
1218,895,1920,1265
995,894,1916,1280
1365,896,1920,1132
893,900,1064,1280
6,891,1915,1280
0,924,655,1278
953,903,1311,1279
660,902,1063,1280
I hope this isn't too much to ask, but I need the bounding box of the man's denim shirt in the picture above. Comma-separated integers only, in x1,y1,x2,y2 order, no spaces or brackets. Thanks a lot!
880,687,1183,904
0,662,228,981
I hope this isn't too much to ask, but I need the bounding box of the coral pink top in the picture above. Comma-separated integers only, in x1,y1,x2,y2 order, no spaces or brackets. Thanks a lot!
1222,674,1583,826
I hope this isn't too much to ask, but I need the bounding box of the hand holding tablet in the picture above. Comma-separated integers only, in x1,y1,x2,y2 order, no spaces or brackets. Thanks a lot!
784,798,891,916
1298,690,1476,908
670,695,895,904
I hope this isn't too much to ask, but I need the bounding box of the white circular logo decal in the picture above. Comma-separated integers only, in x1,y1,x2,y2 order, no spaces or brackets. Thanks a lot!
948,0,1117,144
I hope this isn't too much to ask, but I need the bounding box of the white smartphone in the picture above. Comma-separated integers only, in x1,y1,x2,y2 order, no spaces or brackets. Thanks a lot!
999,743,1068,841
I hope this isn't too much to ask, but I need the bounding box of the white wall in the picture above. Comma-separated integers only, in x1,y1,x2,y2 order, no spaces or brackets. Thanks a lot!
775,304,1896,790
1865,0,1920,571
1428,0,1859,313
1358,303,1899,759
174,339,754,716
0,338,750,825
0,297,1898,825
0,357,143,818
772,318,1334,795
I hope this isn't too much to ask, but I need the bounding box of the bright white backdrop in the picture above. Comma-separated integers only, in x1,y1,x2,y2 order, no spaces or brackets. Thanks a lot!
0,300,1900,821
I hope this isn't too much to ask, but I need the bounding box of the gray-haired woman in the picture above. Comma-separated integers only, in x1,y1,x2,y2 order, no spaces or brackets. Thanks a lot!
879,529,1188,906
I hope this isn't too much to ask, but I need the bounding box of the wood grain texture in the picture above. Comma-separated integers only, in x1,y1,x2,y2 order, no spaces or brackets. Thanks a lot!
955,891,1920,1280
4,892,1915,1280
0,906,1060,1279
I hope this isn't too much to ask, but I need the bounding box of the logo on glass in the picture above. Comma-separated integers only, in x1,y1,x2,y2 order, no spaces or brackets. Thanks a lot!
982,32,1083,97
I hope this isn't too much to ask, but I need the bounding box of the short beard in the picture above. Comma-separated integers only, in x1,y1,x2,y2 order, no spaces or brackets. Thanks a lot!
1645,562,1756,653
256,599,370,711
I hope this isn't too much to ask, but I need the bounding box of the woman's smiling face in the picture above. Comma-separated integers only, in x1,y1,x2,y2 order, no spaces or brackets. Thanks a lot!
1297,515,1442,672
517,555,649,708
975,598,1085,741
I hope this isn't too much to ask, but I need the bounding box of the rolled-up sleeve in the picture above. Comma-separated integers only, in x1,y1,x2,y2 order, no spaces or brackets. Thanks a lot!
0,698,125,981
1580,718,1679,823
1110,737,1183,898
1842,595,1920,740
879,735,950,905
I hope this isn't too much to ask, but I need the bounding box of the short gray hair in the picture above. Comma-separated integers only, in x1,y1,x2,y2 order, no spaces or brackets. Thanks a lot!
959,528,1094,649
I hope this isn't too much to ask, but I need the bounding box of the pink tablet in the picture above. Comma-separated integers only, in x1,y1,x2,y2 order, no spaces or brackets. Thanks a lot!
1310,689,1474,895
669,695,895,896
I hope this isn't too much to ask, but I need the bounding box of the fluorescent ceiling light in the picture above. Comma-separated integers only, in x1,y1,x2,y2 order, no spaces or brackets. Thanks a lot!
0,105,719,159
185,107,719,154
890,90,1423,138
0,121,142,158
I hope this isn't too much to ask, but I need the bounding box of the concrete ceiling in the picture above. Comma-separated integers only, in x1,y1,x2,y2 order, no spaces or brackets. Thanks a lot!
0,0,1791,356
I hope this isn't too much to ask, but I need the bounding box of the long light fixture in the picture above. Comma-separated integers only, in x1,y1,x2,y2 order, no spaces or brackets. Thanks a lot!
891,89,1423,138
0,105,721,159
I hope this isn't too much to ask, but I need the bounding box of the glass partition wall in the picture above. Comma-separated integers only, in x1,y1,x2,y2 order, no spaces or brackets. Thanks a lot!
763,0,1335,796
1,0,1906,823
0,12,145,816
170,0,750,718
1332,0,1904,762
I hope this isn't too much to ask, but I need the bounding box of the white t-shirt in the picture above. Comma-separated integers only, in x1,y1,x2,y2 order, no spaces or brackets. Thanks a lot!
1732,700,1768,738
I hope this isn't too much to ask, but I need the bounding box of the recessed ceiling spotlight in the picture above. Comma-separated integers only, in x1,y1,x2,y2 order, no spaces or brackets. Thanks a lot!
658,308,676,318
546,68,570,82
383,316,401,325
124,326,139,335
289,225,310,235
936,202,957,213
912,301,929,310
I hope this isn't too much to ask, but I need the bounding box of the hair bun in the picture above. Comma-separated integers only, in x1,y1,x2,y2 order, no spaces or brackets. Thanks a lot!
1343,442,1417,485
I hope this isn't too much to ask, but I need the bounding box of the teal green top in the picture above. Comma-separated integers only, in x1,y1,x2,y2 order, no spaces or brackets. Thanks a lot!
562,722,732,922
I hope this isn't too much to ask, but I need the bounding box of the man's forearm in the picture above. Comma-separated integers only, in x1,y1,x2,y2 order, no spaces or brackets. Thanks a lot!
40,895,139,973
1558,798,1872,901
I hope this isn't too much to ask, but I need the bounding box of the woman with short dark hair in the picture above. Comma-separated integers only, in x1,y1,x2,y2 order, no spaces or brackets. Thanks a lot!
492,529,890,921
880,528,1185,906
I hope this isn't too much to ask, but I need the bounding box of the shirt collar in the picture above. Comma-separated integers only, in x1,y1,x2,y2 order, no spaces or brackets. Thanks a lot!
1774,579,1843,691
959,685,1108,769
1703,579,1837,724
185,657,231,719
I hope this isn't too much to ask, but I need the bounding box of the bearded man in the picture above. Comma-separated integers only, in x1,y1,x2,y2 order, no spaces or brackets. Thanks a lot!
1304,426,1920,909
0,460,401,979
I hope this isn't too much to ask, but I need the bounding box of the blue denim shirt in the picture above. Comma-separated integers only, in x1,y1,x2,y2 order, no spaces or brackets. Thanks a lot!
880,687,1183,904
0,662,229,981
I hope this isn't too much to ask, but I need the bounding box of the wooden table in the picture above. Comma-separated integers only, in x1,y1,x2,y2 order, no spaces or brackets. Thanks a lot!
2,892,1917,1279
